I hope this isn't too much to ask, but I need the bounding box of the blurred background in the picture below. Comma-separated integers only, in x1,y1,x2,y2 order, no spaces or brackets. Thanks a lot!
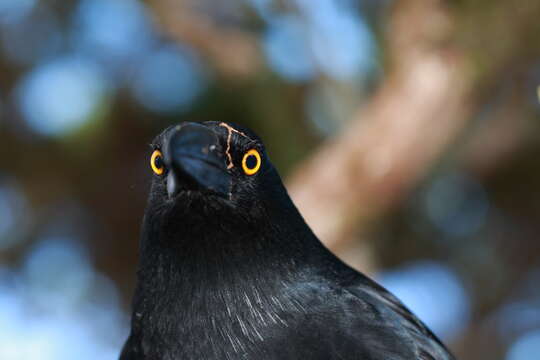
0,0,539,359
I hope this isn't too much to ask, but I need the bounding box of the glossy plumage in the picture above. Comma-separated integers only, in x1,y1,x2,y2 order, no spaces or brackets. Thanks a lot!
120,122,455,360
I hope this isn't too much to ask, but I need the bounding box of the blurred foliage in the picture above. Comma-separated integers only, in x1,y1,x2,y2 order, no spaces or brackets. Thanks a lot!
0,0,539,359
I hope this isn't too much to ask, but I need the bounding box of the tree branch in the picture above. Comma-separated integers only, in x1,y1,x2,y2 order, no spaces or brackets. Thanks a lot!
287,0,471,266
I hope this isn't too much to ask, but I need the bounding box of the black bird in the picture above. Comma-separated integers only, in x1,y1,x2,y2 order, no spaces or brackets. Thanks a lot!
120,121,455,360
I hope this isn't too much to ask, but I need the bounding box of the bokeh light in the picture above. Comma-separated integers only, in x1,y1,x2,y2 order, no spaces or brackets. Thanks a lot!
15,56,110,137
423,173,489,238
0,238,127,360
71,0,155,65
130,45,207,114
260,0,376,82
23,237,94,312
263,15,316,82
506,329,540,360
297,0,376,81
0,0,36,25
497,301,540,339
378,260,471,341
496,268,540,339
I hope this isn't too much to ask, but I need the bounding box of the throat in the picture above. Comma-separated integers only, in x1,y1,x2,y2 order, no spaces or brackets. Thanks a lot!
133,220,300,318
130,236,301,358
128,202,325,357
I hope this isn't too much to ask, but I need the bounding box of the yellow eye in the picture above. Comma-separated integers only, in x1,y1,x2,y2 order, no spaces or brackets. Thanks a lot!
242,149,261,176
150,150,165,175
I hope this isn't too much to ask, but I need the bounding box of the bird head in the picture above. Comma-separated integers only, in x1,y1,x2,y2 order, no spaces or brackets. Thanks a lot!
145,121,287,225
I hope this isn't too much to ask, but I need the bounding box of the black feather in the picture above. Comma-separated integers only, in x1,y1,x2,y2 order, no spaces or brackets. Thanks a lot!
120,121,455,360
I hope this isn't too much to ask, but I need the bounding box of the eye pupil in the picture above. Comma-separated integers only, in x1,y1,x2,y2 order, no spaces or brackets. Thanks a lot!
154,156,163,169
245,154,257,169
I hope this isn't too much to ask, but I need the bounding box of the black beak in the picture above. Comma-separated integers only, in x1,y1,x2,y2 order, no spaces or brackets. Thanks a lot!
164,123,230,197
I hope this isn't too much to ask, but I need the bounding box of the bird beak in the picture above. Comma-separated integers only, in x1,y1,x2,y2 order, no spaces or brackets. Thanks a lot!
164,123,231,198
